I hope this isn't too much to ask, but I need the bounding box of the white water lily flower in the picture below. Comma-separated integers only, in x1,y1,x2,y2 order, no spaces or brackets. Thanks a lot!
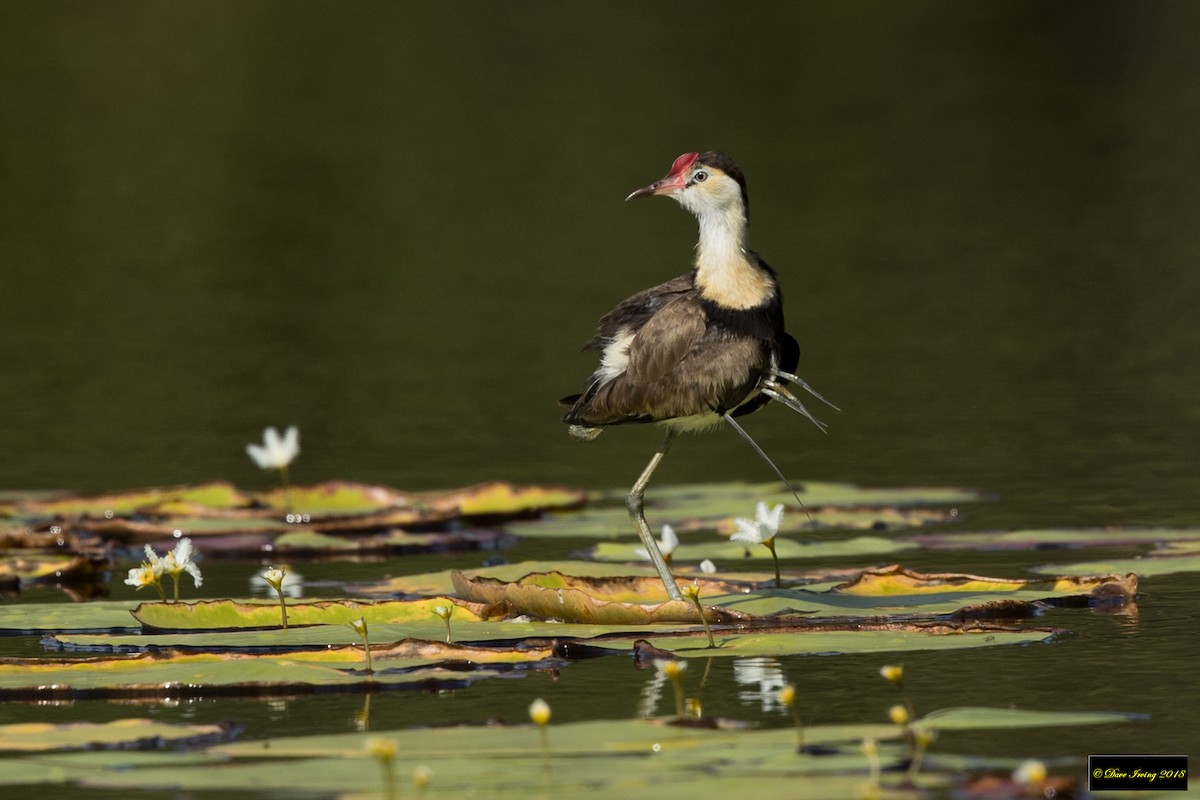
124,564,159,590
142,544,167,577
246,425,300,470
261,566,286,589
163,537,202,588
731,502,784,545
634,524,679,562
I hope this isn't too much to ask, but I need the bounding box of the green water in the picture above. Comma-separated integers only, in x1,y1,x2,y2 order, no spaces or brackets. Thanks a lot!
1,1,1198,794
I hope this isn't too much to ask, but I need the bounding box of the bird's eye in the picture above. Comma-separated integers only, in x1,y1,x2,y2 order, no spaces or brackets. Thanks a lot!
692,170,709,183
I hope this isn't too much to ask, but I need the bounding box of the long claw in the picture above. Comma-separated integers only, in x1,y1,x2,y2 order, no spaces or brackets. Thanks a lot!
762,384,828,433
771,370,841,411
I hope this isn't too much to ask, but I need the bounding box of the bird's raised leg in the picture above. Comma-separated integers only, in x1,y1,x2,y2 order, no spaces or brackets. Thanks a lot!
626,430,683,601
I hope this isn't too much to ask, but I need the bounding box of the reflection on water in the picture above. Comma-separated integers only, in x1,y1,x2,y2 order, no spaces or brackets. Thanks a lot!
733,657,789,714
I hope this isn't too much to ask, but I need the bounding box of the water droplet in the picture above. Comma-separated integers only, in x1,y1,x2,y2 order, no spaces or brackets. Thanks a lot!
172,529,182,538
104,510,114,519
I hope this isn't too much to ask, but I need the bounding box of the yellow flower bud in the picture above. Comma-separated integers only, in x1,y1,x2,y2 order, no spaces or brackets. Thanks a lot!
1013,759,1047,787
365,737,397,763
529,698,551,726
888,704,910,725
879,664,903,683
861,737,878,757
348,617,368,637
778,684,796,707
659,659,687,680
412,764,433,790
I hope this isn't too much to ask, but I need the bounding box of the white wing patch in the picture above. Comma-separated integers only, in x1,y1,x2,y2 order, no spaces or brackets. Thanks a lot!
596,327,635,385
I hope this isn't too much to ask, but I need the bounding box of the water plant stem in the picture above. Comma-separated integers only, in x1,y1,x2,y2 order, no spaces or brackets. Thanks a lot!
276,587,288,630
765,539,781,587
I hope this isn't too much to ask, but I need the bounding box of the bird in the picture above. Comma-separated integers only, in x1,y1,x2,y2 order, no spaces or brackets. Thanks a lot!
561,151,836,600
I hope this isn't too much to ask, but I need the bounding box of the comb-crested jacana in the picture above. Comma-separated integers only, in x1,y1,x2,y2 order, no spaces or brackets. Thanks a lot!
562,151,835,600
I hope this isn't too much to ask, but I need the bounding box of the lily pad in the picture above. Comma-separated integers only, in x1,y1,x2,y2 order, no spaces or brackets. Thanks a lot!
419,481,587,516
27,708,1132,798
0,553,108,583
906,528,1200,551
590,535,915,563
0,649,511,699
131,597,489,631
509,506,955,540
594,480,983,511
0,718,237,752
20,481,252,519
1030,542,1200,578
254,480,410,516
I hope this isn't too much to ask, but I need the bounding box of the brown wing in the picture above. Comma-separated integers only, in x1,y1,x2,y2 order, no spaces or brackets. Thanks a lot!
583,273,695,350
566,293,768,426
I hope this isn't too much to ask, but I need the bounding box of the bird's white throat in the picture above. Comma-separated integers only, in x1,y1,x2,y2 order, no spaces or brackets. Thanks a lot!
692,202,772,310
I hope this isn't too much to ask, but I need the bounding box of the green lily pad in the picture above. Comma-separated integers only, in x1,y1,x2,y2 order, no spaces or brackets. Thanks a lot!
590,535,915,563
0,718,237,752
0,648,509,699
352,560,674,596
0,601,143,634
1030,542,1200,578
21,481,252,519
594,480,982,511
418,481,587,516
509,506,955,540
916,706,1140,730
131,597,488,631
594,624,1060,657
50,619,692,651
42,707,1129,798
906,528,1200,551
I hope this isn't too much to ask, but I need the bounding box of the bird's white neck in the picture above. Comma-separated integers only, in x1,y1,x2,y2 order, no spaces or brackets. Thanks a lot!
692,204,772,309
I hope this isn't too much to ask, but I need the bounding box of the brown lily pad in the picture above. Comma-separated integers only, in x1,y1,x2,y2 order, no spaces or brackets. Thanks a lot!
451,571,747,625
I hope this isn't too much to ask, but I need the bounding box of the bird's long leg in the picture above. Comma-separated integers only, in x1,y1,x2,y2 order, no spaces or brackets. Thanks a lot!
626,430,683,601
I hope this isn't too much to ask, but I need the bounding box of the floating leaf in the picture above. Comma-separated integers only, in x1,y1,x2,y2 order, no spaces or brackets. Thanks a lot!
594,624,1061,657
0,601,143,634
353,560,673,596
509,506,954,540
452,570,742,624
131,598,488,631
1030,542,1200,579
420,481,587,516
916,706,1141,731
21,482,252,519
255,480,411,516
0,649,511,699
26,708,1131,797
0,553,108,583
590,535,916,563
906,528,1200,551
271,528,513,556
0,718,237,753
595,479,982,509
